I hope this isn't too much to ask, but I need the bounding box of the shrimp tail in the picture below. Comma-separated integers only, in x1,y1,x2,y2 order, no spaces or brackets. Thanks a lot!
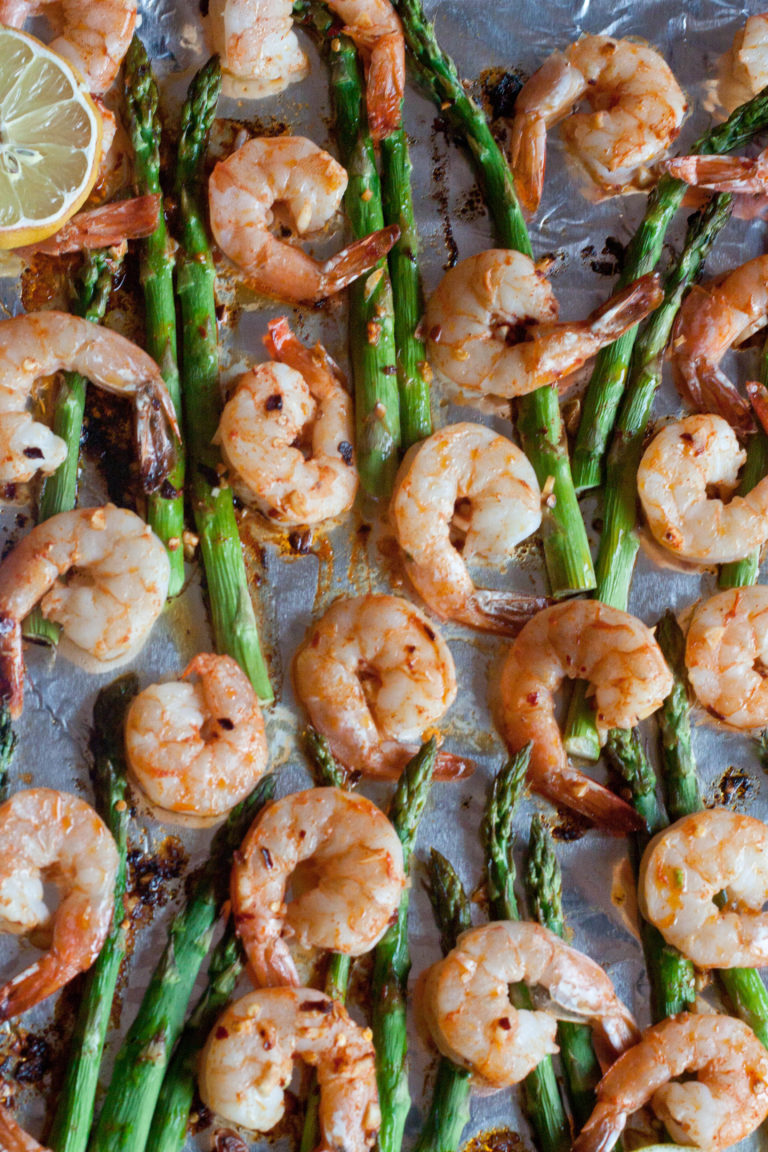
14,195,161,258
0,615,23,721
364,742,475,781
265,316,346,391
663,150,768,192
365,31,405,142
135,381,181,492
528,757,644,835
572,1106,627,1152
585,272,664,341
467,590,551,636
510,111,547,213
0,1098,48,1152
0,952,77,1022
316,224,400,300
747,379,768,436
676,358,756,435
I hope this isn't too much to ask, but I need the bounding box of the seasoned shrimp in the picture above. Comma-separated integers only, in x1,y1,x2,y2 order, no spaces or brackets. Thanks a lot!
0,311,178,489
0,0,136,93
199,987,380,1151
423,922,637,1089
573,1012,768,1152
217,317,357,524
424,251,662,403
509,35,686,211
231,787,404,986
0,789,118,1020
324,0,405,141
637,414,768,563
209,136,398,303
0,1096,47,1152
15,195,160,258
664,146,768,194
293,594,470,780
670,254,768,433
124,654,268,819
208,0,309,98
685,586,768,728
499,600,672,832
0,505,170,718
639,809,768,969
391,422,547,632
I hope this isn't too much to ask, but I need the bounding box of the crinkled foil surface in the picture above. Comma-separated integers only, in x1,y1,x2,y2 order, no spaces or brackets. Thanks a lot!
1,1,768,1149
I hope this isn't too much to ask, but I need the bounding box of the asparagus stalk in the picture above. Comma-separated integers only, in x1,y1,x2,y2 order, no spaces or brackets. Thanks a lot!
720,326,768,587
412,849,472,1152
298,2,401,495
572,84,768,490
175,57,273,703
525,815,602,1129
124,36,185,596
299,729,352,1152
144,921,244,1152
49,676,137,1152
372,738,437,1152
392,0,593,596
88,774,275,1152
653,614,768,1050
562,195,732,755
380,126,432,448
605,730,695,1022
0,702,17,800
25,249,124,644
483,751,570,1152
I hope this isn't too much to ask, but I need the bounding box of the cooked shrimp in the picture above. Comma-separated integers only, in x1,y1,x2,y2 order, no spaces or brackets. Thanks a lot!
637,414,768,563
664,146,768,194
0,505,170,718
293,594,470,780
423,921,637,1089
0,0,136,93
0,1095,47,1152
208,136,398,303
325,0,405,141
217,317,357,524
0,789,118,1020
509,35,686,211
231,787,405,986
208,0,309,98
639,809,768,969
573,1012,768,1152
15,195,160,258
724,13,768,108
670,254,768,433
424,251,662,403
685,585,768,728
199,987,380,1150
499,600,672,832
0,311,178,489
124,654,268,819
391,422,547,632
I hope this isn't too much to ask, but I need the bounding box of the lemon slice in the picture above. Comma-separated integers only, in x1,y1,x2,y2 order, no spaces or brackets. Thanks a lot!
0,27,102,250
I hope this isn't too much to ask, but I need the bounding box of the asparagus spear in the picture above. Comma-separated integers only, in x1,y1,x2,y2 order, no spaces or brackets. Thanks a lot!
525,815,602,1129
412,849,472,1152
373,738,437,1152
124,36,185,596
720,326,768,587
25,249,124,645
563,195,732,755
605,729,695,1022
88,774,275,1152
483,751,569,1152
48,676,137,1152
144,921,244,1152
654,613,768,1050
572,84,768,490
299,729,352,1152
380,126,432,448
297,2,401,496
175,57,273,703
0,703,16,800
392,0,594,597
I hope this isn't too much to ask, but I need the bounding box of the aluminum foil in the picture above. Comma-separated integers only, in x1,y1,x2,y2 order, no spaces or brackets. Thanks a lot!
1,1,768,1149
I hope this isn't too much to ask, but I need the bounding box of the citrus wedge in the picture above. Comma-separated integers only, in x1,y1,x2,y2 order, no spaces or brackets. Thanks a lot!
0,26,103,250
